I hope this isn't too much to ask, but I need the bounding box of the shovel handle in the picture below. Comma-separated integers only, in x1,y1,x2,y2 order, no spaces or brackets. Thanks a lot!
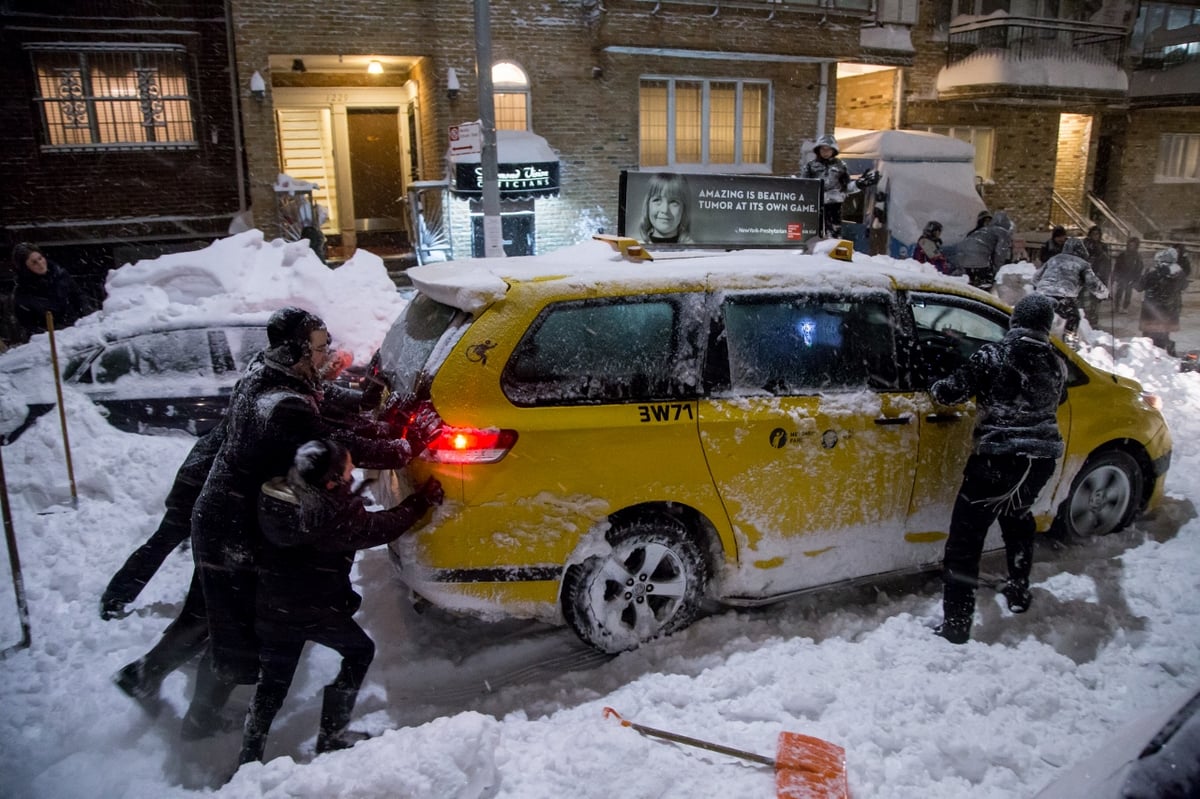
602,707,775,768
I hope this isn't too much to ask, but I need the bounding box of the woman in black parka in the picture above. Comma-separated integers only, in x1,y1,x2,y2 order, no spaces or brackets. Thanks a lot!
11,242,95,337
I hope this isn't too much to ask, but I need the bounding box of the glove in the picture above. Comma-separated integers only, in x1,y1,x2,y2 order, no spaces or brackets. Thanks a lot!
855,169,881,188
360,349,386,408
417,476,444,507
404,401,444,455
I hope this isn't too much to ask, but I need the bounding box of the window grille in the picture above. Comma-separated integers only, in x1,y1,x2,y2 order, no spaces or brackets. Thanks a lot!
30,46,197,150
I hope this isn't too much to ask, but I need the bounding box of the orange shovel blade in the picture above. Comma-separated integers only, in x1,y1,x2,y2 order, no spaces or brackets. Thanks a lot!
774,732,849,799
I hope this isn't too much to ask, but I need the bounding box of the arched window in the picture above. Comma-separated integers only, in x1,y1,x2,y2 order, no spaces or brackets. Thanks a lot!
493,61,529,131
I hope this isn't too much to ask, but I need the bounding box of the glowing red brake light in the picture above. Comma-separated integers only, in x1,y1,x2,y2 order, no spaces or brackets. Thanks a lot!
424,427,518,464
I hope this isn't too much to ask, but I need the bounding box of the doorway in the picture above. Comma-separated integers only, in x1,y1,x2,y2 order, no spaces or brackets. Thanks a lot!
347,108,405,233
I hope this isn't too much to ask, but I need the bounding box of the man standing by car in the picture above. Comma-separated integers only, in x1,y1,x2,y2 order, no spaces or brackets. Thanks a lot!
930,293,1068,645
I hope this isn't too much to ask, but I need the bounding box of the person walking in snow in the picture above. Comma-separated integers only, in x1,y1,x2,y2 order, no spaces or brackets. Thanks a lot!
930,293,1067,645
1032,237,1109,343
238,440,443,765
181,307,434,740
1137,247,1188,355
799,134,880,239
954,210,1013,290
914,220,958,276
1080,225,1112,325
1112,237,1143,313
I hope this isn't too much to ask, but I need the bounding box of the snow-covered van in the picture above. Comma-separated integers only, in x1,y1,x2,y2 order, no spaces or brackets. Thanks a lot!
835,128,988,259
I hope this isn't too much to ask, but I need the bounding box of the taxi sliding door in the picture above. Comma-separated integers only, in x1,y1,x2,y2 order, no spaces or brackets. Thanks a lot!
696,292,920,600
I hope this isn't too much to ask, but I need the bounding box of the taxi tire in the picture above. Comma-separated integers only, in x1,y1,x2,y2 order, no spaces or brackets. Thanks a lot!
1052,449,1144,541
562,518,708,654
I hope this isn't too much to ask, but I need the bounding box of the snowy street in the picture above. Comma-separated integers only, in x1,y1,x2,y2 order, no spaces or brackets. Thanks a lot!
1,235,1198,799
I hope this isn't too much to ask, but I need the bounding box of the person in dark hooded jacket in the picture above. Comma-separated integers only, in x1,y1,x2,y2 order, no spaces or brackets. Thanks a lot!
181,307,439,739
11,242,95,337
1137,247,1188,355
1032,236,1109,341
914,220,958,276
954,210,1013,289
799,134,880,238
930,293,1068,644
237,440,443,766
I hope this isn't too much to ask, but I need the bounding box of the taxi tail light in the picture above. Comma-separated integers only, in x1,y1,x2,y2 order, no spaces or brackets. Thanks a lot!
1141,392,1163,412
423,427,518,464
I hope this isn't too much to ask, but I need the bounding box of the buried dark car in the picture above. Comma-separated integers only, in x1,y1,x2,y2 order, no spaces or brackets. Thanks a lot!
0,316,270,442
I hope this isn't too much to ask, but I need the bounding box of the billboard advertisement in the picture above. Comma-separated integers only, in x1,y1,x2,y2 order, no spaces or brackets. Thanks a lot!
619,171,822,248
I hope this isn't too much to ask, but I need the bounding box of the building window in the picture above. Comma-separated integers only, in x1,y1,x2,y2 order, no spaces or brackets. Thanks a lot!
639,77,771,171
30,46,197,150
1157,133,1200,182
493,61,529,131
909,125,995,181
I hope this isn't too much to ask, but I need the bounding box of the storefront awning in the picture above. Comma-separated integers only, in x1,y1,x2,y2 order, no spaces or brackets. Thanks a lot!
448,129,560,200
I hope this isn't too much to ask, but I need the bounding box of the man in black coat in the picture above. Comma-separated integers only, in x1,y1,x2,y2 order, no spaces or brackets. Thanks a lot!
238,440,443,765
182,307,434,739
930,293,1068,644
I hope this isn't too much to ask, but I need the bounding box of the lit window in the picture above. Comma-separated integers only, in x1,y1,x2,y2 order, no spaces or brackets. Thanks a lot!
1156,133,1200,182
639,77,771,171
493,61,529,131
30,46,197,150
910,125,994,181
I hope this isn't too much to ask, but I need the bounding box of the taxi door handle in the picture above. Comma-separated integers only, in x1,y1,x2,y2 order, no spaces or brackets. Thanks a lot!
874,415,912,426
925,412,963,423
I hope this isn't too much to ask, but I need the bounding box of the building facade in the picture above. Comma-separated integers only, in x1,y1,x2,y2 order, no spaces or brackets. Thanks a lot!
1,0,244,297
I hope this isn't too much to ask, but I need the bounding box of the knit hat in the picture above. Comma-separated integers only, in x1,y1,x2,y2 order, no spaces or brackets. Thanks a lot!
977,210,993,225
293,439,350,486
267,306,326,365
1011,293,1056,334
1062,237,1089,259
1154,247,1178,267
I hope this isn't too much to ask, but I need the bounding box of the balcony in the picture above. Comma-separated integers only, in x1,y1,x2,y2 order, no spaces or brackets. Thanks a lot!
1128,23,1200,107
938,15,1128,104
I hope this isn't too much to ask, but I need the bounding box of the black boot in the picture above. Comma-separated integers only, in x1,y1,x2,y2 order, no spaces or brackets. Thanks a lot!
1002,579,1032,614
315,685,369,754
935,596,975,645
181,659,238,741
238,714,269,765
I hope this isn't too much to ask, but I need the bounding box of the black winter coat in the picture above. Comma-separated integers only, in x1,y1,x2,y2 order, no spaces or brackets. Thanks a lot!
256,472,433,626
931,327,1067,459
191,351,413,679
14,260,95,334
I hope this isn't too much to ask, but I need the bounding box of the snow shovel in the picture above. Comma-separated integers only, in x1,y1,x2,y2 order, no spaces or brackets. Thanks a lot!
603,707,848,799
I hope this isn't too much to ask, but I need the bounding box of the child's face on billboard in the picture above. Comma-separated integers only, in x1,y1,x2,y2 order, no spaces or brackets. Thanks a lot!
648,193,683,238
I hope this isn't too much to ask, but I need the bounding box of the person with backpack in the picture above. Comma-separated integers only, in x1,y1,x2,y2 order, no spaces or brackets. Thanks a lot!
238,440,443,765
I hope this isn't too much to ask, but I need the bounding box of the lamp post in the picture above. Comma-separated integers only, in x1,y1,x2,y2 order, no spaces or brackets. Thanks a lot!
474,0,504,257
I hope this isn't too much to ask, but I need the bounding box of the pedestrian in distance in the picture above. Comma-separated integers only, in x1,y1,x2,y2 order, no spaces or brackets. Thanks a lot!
1112,237,1143,313
238,439,444,766
954,210,1013,290
1080,225,1112,324
637,173,694,245
11,242,96,340
1174,242,1192,280
181,307,436,740
914,220,959,276
1038,225,1067,266
930,293,1068,644
799,134,880,239
1137,246,1188,356
1032,237,1109,345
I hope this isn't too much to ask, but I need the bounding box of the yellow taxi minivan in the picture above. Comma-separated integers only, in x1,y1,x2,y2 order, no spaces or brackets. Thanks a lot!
374,239,1171,653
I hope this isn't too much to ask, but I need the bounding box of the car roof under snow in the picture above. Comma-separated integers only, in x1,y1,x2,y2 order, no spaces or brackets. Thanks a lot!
405,238,992,314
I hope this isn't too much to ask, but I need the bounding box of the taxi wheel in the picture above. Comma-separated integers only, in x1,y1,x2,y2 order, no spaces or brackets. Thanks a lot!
562,518,708,654
1054,450,1143,540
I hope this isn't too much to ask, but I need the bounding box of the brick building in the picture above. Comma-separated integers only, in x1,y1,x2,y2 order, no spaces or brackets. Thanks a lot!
3,0,1197,288
227,0,1197,261
1,0,244,299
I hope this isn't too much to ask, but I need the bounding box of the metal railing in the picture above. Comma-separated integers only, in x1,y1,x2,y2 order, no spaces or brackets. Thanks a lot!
947,16,1126,70
628,0,872,15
